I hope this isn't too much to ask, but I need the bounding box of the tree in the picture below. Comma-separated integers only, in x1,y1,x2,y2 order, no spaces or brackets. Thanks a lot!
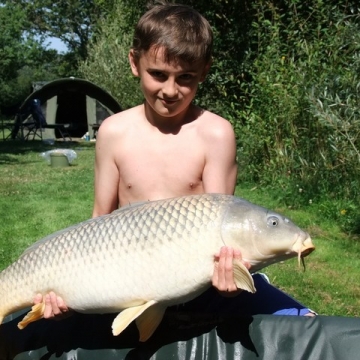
5,0,116,63
79,0,146,108
0,2,63,112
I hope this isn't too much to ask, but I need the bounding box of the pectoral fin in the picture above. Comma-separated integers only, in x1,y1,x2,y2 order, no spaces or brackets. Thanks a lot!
233,259,256,293
112,300,156,337
17,302,45,329
136,304,166,342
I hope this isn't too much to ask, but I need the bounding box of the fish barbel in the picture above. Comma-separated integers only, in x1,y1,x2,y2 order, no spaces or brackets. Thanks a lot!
0,194,315,341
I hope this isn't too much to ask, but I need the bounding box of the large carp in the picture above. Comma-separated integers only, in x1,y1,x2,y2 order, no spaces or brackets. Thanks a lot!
0,194,314,341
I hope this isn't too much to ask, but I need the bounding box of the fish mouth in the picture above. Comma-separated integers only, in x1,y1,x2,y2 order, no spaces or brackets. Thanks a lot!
293,235,315,269
301,247,315,258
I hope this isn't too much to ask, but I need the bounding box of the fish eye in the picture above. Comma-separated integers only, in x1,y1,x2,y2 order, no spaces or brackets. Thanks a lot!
267,216,279,227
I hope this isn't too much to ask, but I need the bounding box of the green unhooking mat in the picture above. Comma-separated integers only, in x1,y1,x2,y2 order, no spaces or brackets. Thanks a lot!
1,309,359,360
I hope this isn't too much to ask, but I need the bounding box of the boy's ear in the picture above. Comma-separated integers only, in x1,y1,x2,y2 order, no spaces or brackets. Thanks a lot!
129,50,140,77
199,61,212,83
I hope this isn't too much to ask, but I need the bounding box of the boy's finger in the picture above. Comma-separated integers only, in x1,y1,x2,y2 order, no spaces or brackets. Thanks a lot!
57,296,69,313
224,247,238,292
33,293,42,305
43,294,54,318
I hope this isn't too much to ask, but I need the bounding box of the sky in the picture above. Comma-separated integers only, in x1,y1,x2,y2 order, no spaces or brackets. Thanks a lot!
46,37,68,53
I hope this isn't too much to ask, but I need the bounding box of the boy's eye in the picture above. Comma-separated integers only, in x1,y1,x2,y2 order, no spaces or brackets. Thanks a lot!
179,74,194,81
149,71,165,79
148,71,195,82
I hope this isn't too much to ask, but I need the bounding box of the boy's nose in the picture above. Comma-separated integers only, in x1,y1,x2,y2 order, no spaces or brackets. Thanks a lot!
162,79,178,97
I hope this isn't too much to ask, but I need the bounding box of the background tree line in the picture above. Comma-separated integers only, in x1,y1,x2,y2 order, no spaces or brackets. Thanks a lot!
1,0,359,232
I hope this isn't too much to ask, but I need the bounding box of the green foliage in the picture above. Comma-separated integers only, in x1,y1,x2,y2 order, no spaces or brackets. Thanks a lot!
4,0,117,62
1,0,118,97
317,199,360,234
227,0,360,234
0,3,30,107
78,0,145,108
187,0,252,113
0,2,72,110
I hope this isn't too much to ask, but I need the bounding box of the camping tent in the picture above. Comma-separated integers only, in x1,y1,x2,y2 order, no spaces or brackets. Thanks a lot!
14,77,122,139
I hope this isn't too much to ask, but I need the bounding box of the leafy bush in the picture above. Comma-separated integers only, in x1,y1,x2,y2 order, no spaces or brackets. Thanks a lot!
78,1,144,109
229,1,360,233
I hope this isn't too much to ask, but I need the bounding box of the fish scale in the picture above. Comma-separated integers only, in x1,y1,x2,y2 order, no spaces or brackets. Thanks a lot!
0,194,314,341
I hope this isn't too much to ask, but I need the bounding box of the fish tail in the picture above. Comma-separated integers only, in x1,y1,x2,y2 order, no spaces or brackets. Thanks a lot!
17,302,45,329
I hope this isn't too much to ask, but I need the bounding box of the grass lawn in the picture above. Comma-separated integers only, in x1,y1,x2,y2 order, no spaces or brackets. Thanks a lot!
0,139,359,317
0,140,95,265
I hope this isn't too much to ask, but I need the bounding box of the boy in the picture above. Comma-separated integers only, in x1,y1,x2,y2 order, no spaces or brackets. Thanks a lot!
36,1,314,319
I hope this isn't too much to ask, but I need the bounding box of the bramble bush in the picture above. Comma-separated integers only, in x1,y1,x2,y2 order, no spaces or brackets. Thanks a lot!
225,1,360,233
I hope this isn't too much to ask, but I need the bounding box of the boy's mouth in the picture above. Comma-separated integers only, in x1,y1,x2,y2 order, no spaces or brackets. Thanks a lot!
160,98,179,105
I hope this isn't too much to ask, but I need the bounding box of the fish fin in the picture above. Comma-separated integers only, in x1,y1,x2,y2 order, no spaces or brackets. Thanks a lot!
112,300,156,337
17,302,45,329
233,259,256,293
136,304,166,342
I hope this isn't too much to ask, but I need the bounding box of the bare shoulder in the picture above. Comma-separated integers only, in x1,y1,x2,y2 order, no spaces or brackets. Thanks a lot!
98,105,143,137
196,109,235,141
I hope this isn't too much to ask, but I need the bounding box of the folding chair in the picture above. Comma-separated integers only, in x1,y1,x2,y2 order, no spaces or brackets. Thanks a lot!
0,118,15,140
22,121,43,141
4,114,26,140
22,99,47,141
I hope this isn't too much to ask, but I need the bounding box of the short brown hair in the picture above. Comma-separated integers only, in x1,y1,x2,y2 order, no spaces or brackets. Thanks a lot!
132,2,213,64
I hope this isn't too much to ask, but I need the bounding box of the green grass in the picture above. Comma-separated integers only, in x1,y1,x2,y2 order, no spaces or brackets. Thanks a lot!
0,139,359,318
0,140,95,265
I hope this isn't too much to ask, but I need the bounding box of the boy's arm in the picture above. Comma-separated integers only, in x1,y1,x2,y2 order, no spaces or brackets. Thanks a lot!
92,119,121,218
200,117,247,295
201,117,238,195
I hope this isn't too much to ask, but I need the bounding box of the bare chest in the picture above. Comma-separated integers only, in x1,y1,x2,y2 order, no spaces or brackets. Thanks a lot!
116,132,205,204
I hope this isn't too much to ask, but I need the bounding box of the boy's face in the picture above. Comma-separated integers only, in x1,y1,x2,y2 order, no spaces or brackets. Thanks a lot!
129,46,210,119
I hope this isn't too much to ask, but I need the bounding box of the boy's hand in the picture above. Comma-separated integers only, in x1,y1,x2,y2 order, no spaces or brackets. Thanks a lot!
212,246,251,297
33,292,73,320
